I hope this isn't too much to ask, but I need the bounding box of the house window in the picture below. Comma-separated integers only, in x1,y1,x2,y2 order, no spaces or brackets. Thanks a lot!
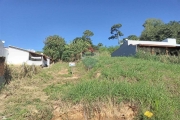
29,53,42,61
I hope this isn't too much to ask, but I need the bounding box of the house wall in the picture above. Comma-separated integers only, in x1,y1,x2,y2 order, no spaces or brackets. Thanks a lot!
126,38,177,46
111,43,137,57
6,47,30,65
26,60,43,66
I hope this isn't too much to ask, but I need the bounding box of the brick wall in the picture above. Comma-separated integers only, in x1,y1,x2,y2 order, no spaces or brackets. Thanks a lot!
0,57,5,76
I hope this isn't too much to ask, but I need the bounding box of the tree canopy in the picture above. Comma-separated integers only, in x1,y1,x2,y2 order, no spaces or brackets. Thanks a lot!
108,24,123,44
140,19,180,43
43,35,66,61
82,30,94,45
126,35,139,40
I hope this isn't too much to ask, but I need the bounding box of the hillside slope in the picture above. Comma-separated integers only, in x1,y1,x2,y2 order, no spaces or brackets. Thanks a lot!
0,56,180,120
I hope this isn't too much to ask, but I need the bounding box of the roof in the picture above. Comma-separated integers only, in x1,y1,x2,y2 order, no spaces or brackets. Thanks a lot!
137,44,180,47
9,46,51,59
9,46,35,53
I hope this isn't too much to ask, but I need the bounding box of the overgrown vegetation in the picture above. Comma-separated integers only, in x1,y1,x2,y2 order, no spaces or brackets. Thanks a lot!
140,19,180,43
41,54,180,120
82,57,98,70
2,16,180,119
0,64,41,93
135,50,180,64
7,64,41,80
1,47,180,119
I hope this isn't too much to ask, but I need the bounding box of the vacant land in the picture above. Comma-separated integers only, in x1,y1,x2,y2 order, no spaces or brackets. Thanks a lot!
0,55,180,120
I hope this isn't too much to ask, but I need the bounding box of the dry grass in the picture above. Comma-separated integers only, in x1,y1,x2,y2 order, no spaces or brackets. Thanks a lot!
1,55,179,120
0,62,85,120
0,61,137,120
51,101,137,120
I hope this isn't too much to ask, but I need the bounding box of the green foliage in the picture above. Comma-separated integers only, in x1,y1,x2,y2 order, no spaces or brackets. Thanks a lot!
82,57,98,70
43,35,66,61
135,50,180,64
62,38,90,62
62,80,174,120
97,43,103,47
108,24,124,44
140,19,180,43
37,71,54,81
83,30,94,39
59,56,180,119
125,35,139,40
82,30,94,45
98,46,119,54
44,83,71,100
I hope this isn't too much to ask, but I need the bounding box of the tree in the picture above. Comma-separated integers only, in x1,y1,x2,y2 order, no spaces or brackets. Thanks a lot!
98,43,103,47
108,24,123,44
142,18,164,29
126,35,139,40
140,19,180,43
140,18,164,40
83,30,94,39
82,30,94,45
43,35,66,62
62,38,90,61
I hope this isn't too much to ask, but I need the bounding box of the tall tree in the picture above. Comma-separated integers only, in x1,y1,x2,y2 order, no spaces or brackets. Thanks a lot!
140,19,180,43
140,18,164,40
142,18,164,29
83,30,94,39
108,24,123,44
82,30,94,45
43,35,66,62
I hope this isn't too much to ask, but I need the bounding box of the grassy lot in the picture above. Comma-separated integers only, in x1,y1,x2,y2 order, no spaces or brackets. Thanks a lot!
0,54,180,120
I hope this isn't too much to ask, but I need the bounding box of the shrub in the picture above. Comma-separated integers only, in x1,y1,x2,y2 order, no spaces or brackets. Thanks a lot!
82,57,98,70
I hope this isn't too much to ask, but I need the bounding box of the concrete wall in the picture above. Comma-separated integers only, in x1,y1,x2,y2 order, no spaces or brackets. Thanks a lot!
111,44,137,57
26,60,43,66
6,47,29,65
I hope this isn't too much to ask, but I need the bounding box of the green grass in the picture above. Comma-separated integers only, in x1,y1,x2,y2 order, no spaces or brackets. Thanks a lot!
43,56,180,120
2,54,180,120
43,82,71,100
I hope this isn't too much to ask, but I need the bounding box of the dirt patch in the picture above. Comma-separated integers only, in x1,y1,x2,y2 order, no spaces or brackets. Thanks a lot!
58,69,68,75
95,72,101,78
51,103,137,120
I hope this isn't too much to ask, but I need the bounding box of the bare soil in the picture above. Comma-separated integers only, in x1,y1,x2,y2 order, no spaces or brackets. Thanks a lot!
51,103,137,120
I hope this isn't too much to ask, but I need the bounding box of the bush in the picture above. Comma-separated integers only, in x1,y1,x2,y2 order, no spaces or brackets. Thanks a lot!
82,57,98,70
135,50,180,64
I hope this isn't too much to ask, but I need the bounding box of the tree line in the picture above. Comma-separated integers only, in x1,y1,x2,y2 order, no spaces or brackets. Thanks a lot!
43,30,109,62
43,18,180,62
108,18,180,43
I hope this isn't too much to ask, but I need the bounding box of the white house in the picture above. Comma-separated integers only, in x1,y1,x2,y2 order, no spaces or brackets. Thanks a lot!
111,38,180,57
6,46,50,66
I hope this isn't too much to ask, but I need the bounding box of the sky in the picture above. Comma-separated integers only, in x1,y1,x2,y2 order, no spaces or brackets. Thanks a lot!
0,0,180,51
